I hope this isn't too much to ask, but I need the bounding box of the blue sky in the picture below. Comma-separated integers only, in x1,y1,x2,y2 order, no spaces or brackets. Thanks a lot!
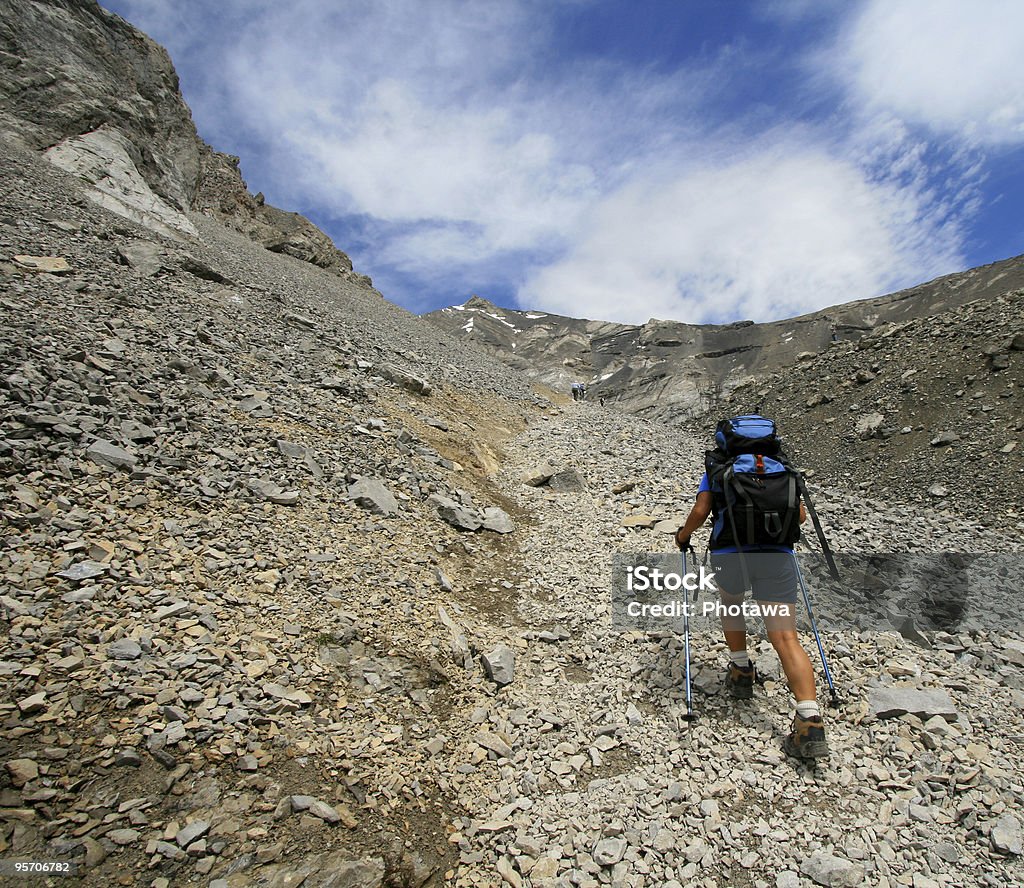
102,0,1024,324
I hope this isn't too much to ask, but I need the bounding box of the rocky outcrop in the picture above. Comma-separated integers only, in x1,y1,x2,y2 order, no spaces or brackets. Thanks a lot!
195,151,366,280
44,127,199,238
0,0,365,281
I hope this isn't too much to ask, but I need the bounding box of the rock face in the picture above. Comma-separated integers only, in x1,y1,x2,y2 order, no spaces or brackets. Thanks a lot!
0,0,364,281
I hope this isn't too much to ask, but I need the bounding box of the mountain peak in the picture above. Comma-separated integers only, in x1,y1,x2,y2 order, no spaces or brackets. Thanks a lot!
463,294,500,310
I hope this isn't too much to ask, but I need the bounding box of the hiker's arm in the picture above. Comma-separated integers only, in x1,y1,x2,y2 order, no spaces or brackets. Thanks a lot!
800,502,806,523
675,491,713,549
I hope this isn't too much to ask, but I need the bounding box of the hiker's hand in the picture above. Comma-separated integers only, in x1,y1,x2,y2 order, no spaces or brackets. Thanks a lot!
675,528,690,551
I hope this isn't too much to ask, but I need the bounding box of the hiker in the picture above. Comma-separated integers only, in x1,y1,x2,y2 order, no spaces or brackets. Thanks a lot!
674,415,829,759
579,383,587,401
570,383,581,401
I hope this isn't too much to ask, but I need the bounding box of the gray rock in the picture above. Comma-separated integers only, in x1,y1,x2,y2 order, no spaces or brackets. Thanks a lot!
522,462,555,486
855,412,884,439
592,837,627,866
377,363,432,396
46,128,198,238
548,468,585,492
154,601,191,620
481,644,515,686
481,506,515,534
991,813,1022,855
308,799,342,823
283,310,316,329
428,494,481,531
800,851,865,887
868,687,959,722
931,842,959,862
107,638,142,661
114,748,142,768
117,241,163,276
120,419,157,442
56,560,107,581
176,820,210,847
347,477,399,516
247,479,299,506
178,253,233,284
107,828,140,846
276,439,308,459
930,431,959,446
161,721,187,744
475,732,514,759
85,438,137,470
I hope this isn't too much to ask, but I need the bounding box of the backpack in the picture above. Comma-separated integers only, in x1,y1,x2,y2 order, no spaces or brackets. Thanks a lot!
715,415,782,456
705,415,801,549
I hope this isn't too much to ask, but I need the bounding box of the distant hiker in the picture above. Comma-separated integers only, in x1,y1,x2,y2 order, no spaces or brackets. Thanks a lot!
674,415,829,759
570,383,582,401
579,383,587,401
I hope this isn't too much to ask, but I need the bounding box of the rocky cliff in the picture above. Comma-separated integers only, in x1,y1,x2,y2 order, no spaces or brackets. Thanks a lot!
426,253,1024,418
0,0,367,282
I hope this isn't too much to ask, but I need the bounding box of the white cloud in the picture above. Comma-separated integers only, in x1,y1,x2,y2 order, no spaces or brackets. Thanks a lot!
840,0,1024,146
108,0,1002,324
521,141,966,324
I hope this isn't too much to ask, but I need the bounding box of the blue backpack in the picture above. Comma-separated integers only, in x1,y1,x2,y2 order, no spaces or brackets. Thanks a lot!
705,415,801,549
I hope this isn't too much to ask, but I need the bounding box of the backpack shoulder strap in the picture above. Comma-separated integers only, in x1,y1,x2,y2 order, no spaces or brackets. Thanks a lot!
704,447,731,481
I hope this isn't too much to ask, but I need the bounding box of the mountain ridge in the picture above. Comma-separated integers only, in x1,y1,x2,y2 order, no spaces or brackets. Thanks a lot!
425,251,1024,417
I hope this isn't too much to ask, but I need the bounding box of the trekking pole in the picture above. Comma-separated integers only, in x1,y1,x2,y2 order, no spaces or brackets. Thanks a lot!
681,547,697,721
792,552,841,708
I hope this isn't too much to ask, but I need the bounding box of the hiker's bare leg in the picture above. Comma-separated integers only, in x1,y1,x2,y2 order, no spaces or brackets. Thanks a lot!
764,608,815,702
719,587,746,652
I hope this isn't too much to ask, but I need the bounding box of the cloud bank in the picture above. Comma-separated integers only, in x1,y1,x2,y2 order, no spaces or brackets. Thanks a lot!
108,0,1023,323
